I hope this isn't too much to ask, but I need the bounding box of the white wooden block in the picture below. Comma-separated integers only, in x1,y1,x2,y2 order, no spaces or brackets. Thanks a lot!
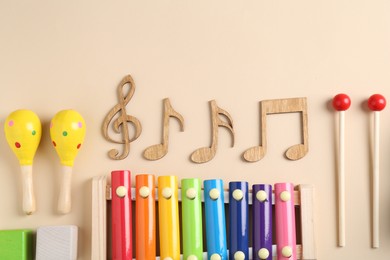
36,225,78,260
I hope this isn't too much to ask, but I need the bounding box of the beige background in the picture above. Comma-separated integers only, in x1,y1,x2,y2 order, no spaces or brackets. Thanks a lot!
1,0,390,259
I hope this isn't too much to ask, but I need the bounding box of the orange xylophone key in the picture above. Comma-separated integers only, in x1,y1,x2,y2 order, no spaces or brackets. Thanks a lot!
136,174,156,260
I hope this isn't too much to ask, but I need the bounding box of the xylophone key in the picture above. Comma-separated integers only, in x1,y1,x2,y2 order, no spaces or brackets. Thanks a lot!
252,184,273,260
229,181,249,260
111,170,132,260
275,183,296,260
204,179,227,260
136,174,156,260
182,178,203,260
158,176,180,260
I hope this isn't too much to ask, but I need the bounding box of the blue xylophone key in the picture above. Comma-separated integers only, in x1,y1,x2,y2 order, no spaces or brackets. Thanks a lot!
229,181,249,260
204,179,227,260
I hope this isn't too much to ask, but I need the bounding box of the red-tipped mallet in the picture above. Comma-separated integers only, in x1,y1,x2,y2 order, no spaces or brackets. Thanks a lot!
332,93,351,247
368,94,386,248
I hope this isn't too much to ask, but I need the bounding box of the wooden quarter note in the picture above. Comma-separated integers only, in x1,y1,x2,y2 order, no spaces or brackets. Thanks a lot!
143,98,184,160
191,100,234,163
243,97,308,162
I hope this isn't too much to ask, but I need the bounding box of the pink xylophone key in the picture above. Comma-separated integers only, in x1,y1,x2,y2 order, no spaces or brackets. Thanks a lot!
275,183,296,260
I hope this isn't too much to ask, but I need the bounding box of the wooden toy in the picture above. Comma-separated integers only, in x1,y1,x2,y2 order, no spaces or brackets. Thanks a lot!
136,174,156,260
253,184,273,260
181,178,203,260
102,75,142,160
91,176,316,260
243,97,308,162
50,109,86,214
35,225,78,260
229,181,249,260
158,176,180,260
367,94,386,248
102,80,311,163
91,176,107,260
332,93,351,247
4,110,42,215
275,183,296,260
0,229,33,260
298,184,317,259
144,98,184,160
111,170,132,260
191,100,235,163
204,179,228,260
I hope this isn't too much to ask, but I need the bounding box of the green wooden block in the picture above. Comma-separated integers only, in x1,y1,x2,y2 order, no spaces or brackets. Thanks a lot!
0,229,33,260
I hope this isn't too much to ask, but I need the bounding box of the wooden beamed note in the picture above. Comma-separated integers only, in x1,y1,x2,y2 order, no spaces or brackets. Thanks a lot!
243,97,308,162
143,98,184,160
191,100,235,163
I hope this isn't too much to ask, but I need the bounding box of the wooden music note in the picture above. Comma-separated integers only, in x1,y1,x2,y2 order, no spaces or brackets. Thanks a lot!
191,100,234,163
102,75,142,160
243,97,308,162
143,98,184,160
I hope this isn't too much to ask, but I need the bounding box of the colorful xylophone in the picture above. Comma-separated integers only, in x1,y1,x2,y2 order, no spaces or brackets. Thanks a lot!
91,173,316,260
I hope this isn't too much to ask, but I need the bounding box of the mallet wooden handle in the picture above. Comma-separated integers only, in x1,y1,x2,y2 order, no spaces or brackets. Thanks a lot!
57,166,73,214
332,93,351,247
367,94,386,248
372,111,380,248
21,165,36,215
337,111,346,247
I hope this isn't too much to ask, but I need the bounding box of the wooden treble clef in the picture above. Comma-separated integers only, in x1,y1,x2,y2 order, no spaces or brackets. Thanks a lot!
102,75,142,160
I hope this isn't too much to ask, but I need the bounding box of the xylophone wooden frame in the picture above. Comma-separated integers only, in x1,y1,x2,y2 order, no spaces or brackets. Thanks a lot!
91,176,316,260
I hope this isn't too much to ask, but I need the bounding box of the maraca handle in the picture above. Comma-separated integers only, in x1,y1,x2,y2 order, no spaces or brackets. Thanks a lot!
57,166,73,214
20,165,36,215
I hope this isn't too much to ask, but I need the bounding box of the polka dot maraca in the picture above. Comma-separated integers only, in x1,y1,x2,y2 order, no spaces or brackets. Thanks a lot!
50,109,86,214
4,109,42,215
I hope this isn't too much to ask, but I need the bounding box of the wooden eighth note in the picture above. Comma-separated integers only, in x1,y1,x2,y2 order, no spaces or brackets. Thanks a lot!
191,100,235,163
243,97,308,162
102,75,142,160
143,98,184,160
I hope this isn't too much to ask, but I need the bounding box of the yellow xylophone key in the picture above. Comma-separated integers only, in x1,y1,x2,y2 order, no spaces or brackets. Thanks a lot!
158,176,180,260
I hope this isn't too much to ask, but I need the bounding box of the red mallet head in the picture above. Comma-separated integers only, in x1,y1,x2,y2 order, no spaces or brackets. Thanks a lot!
368,94,386,111
333,94,351,111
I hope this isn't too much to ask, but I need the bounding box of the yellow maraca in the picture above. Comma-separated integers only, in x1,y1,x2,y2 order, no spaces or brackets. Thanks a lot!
50,109,86,214
4,110,42,215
